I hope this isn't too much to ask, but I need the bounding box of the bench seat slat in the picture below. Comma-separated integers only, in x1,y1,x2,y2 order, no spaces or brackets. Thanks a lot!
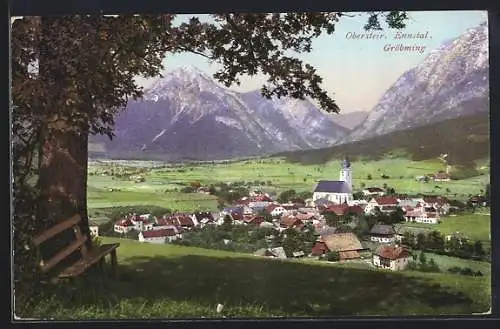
58,243,120,278
41,235,88,273
33,214,82,246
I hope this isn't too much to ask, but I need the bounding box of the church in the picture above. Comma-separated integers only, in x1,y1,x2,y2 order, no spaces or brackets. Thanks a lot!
312,158,354,205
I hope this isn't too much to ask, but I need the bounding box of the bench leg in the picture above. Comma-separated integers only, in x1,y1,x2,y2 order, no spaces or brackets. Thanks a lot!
98,257,105,271
110,249,118,278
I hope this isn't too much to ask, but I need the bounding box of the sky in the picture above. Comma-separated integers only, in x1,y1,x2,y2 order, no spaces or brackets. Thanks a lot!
136,10,487,113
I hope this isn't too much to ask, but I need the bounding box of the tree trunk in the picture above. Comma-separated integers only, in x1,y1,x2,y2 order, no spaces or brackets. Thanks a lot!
36,122,91,260
35,16,92,268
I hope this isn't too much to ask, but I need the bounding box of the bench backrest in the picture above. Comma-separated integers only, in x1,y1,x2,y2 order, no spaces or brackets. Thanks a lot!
33,214,89,273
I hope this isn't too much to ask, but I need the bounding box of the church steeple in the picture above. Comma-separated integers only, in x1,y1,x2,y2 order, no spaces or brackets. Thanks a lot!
339,157,352,191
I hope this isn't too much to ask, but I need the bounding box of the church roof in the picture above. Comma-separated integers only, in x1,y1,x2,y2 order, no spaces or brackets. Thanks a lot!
314,180,352,194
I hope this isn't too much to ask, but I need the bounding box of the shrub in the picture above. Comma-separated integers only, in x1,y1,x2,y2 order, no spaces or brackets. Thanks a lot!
325,251,340,262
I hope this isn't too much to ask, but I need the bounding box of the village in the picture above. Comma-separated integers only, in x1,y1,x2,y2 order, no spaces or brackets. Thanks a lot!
92,158,489,273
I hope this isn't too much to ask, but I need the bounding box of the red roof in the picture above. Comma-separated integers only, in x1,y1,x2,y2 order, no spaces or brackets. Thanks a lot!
423,196,449,205
280,216,304,228
296,213,315,221
142,229,177,238
266,204,279,212
325,204,349,216
231,212,243,221
157,217,174,226
374,196,399,206
347,205,364,215
173,215,195,227
434,173,450,179
375,246,410,260
311,242,329,256
117,219,134,227
244,216,265,225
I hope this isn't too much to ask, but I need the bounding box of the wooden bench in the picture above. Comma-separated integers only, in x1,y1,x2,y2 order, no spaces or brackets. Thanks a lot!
33,214,120,281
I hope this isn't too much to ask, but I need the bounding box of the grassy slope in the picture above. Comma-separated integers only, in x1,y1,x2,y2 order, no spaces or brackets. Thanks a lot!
23,237,490,319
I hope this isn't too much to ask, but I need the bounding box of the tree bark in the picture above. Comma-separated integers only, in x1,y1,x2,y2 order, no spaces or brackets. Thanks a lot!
36,122,91,256
35,16,92,265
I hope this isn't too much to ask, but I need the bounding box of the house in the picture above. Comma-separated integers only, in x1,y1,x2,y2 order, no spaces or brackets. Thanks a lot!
364,196,399,215
138,228,182,244
89,226,99,237
372,245,411,271
169,213,197,229
280,216,305,231
295,212,317,223
243,215,265,227
404,208,440,224
433,172,451,182
397,198,421,212
312,158,354,204
269,247,287,259
362,187,385,197
420,196,451,215
318,232,366,261
292,251,305,258
254,248,278,258
193,212,215,227
347,199,368,209
314,198,335,209
114,219,135,234
156,216,174,226
311,241,330,257
370,224,396,243
324,204,364,217
468,195,488,207
254,247,287,259
266,204,287,217
281,203,301,211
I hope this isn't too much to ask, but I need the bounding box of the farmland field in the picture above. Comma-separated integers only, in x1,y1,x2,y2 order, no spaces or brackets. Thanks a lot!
396,213,491,243
87,156,489,212
21,237,490,319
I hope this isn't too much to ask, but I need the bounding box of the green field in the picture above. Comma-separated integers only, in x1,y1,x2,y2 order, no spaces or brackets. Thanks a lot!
87,157,489,212
21,237,490,319
396,213,491,243
421,252,491,276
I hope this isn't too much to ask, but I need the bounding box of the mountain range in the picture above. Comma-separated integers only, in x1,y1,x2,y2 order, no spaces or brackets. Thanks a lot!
90,21,489,161
91,66,349,161
343,22,489,142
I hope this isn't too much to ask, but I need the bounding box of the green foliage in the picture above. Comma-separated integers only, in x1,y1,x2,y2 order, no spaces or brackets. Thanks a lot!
277,189,296,203
325,251,340,262
221,215,233,231
448,266,483,277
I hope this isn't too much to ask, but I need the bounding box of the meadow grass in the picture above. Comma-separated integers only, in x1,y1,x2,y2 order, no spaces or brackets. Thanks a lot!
87,188,218,210
18,237,490,320
396,213,491,242
87,157,489,213
417,252,491,276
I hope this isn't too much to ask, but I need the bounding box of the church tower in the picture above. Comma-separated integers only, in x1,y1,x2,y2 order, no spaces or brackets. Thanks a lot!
339,158,352,191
